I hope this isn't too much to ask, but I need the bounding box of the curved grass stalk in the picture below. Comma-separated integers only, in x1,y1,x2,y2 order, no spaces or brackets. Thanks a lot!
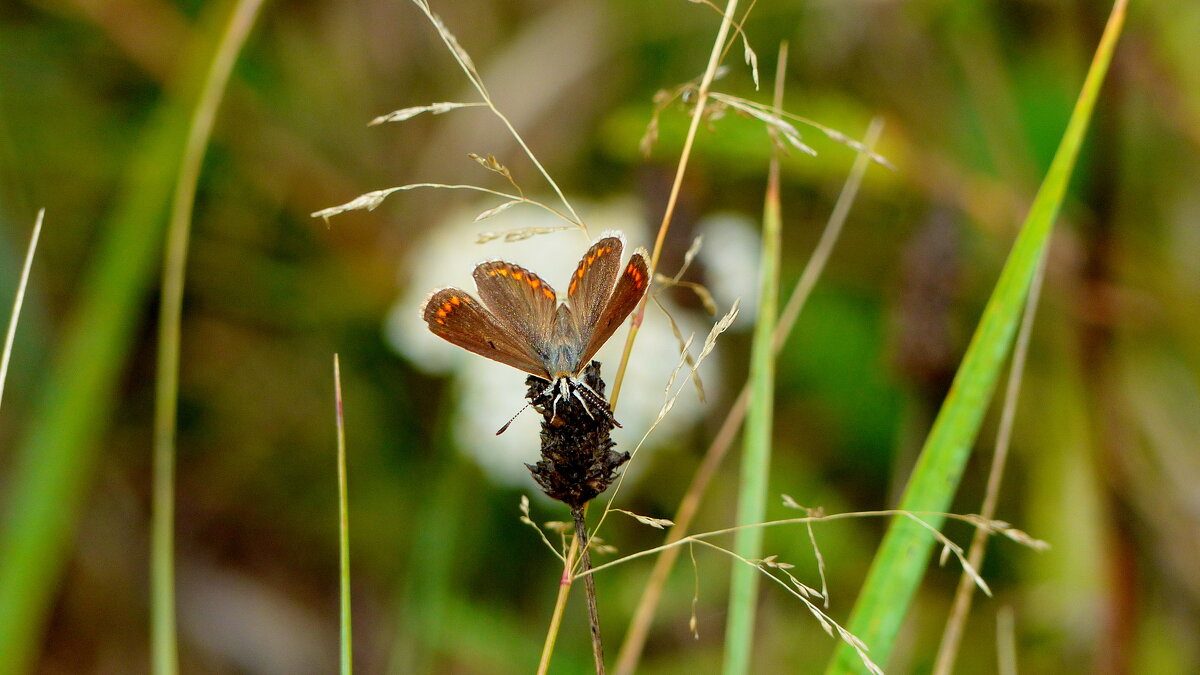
409,0,584,231
152,1,266,671
578,509,1045,582
311,183,580,228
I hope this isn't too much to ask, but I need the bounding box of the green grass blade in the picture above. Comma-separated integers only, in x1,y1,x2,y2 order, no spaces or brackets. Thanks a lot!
151,1,265,672
334,355,353,675
826,2,1127,672
0,102,184,675
0,3,258,670
723,46,787,675
0,208,43,413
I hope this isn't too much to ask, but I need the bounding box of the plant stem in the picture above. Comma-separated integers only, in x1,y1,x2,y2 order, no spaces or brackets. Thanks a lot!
573,505,606,674
537,522,581,675
608,0,741,409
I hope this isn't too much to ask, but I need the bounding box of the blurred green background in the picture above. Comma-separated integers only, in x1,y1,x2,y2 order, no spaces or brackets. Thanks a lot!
1,0,1198,672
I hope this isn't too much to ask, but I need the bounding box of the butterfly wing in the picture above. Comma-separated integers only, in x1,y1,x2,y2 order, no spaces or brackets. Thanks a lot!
422,288,551,378
566,235,624,345
473,261,559,349
571,249,649,372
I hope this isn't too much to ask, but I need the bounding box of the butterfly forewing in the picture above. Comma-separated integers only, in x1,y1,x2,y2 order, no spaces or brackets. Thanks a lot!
473,261,559,350
572,251,649,371
567,236,624,343
422,288,550,378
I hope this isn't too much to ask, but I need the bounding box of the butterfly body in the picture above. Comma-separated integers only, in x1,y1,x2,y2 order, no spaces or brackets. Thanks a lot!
422,234,649,398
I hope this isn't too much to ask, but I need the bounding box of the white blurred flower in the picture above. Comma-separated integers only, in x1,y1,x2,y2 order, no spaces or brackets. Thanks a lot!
385,199,744,488
696,212,761,330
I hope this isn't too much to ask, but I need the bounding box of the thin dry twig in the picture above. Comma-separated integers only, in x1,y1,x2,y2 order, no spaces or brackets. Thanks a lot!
582,508,1046,581
710,92,895,169
408,0,584,229
310,183,580,228
650,294,707,402
316,1,587,233
475,225,574,244
782,496,830,608
367,101,487,126
592,301,740,539
520,496,568,563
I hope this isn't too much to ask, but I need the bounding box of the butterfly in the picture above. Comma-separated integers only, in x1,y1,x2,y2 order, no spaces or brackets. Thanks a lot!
422,233,649,414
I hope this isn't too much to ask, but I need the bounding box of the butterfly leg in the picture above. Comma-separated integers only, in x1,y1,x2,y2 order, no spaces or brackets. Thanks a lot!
549,379,566,420
571,386,596,420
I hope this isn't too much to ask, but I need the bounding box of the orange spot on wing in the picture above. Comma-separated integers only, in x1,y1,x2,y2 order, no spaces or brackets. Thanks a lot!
450,296,461,305
498,268,509,277
576,267,585,279
436,318,445,325
512,270,523,280
441,302,452,312
543,288,555,299
437,309,447,318
569,279,579,295
530,278,540,289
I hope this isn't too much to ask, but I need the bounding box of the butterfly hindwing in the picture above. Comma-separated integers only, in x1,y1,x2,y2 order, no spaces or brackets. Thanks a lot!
573,250,649,371
422,288,550,378
567,236,624,344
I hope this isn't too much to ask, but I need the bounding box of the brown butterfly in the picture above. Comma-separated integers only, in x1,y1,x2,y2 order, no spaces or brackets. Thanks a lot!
422,233,649,411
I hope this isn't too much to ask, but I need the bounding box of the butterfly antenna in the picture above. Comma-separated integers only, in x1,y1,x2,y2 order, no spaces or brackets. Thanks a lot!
496,401,531,435
579,382,621,428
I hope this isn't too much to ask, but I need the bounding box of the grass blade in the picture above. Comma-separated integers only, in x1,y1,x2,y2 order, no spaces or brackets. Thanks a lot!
0,119,173,674
825,2,1127,672
723,44,787,675
0,101,183,675
0,208,44,413
151,1,265,671
0,3,261,671
334,355,353,675
931,252,1048,674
